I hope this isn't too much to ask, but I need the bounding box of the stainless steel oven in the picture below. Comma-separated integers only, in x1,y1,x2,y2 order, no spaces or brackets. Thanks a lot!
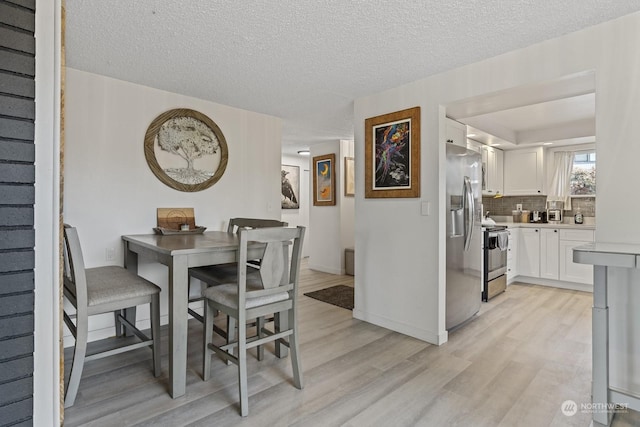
483,227,508,301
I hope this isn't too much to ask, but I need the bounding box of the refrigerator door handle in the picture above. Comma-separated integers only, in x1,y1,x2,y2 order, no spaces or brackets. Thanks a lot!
463,176,474,251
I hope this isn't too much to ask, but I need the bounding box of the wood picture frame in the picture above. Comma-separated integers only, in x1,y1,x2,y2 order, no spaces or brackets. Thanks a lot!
344,157,355,197
364,106,420,198
144,108,228,192
313,153,336,206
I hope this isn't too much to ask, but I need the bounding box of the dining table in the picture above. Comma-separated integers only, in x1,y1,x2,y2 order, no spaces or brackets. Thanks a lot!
121,230,288,398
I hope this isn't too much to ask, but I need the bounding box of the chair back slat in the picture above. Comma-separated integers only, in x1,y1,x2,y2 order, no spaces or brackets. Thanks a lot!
238,226,305,299
62,224,89,309
258,241,285,289
228,218,288,233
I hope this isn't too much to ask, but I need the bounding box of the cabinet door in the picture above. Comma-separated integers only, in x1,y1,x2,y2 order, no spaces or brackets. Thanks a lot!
466,138,483,154
518,228,540,277
504,147,544,195
483,146,504,195
539,229,559,280
559,240,594,284
445,118,467,148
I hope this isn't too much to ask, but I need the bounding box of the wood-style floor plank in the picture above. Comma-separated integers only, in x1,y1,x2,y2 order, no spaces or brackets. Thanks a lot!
63,263,640,426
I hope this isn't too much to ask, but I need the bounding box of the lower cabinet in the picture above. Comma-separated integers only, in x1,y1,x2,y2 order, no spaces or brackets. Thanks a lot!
518,228,540,278
558,229,594,284
512,226,594,286
540,229,559,280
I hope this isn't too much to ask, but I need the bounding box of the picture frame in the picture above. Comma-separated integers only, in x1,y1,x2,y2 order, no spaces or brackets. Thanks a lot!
144,108,228,192
281,164,300,209
313,153,336,206
364,106,420,198
344,157,355,197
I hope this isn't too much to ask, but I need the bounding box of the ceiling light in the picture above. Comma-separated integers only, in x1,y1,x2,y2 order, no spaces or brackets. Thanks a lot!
490,143,501,147
297,150,310,156
543,142,553,145
467,133,477,138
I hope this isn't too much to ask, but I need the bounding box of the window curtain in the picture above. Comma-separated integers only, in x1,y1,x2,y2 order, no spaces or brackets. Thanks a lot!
548,151,574,211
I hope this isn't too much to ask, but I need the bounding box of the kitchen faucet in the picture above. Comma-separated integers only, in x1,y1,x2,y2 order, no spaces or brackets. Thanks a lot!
484,210,490,219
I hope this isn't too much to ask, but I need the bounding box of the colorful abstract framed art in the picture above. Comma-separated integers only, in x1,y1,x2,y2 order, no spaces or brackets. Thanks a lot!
364,106,420,198
313,153,336,206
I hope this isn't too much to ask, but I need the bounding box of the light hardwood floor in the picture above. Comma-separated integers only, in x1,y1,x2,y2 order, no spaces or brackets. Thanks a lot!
63,263,640,426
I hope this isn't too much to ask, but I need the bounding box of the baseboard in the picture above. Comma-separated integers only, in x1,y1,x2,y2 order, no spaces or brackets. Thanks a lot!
353,309,447,345
308,263,344,275
514,276,593,293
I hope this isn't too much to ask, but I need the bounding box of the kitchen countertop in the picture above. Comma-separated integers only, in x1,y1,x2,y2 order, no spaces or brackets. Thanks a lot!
491,221,595,230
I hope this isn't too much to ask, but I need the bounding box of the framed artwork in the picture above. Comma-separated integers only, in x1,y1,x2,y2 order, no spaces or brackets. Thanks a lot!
364,106,420,198
281,164,300,209
344,157,355,197
313,153,336,206
144,108,228,192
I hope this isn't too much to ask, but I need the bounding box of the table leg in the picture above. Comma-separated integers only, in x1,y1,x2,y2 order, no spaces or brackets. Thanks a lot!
169,255,189,398
121,243,138,337
592,265,612,427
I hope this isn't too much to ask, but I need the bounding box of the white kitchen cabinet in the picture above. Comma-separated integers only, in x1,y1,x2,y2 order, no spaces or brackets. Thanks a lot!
482,145,504,196
518,228,540,277
507,228,519,281
504,147,545,195
540,228,560,280
444,118,467,148
559,229,595,284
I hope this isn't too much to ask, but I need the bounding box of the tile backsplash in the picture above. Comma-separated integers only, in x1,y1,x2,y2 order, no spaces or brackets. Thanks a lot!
482,195,595,217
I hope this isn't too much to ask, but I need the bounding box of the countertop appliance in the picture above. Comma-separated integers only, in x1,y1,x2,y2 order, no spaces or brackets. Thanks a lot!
482,226,508,301
546,200,564,224
446,144,482,330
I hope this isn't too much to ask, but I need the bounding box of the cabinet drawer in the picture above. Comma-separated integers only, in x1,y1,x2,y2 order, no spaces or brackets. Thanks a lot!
559,229,594,242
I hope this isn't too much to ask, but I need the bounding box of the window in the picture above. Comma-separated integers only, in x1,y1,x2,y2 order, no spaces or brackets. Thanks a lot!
570,150,596,195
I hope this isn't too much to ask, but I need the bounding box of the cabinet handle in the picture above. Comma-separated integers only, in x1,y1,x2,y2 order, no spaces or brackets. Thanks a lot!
554,230,557,233
535,229,539,232
537,190,541,193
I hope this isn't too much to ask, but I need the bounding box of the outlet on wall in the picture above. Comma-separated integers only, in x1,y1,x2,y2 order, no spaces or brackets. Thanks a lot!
105,247,116,262
516,203,523,211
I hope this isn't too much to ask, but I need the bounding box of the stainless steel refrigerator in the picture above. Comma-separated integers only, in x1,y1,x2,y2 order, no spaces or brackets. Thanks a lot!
446,143,482,330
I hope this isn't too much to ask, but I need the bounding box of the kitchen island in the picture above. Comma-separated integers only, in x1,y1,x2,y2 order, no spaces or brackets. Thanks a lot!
574,243,640,426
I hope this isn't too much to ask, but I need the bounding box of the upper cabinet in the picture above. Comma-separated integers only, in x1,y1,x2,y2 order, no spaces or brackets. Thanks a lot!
444,118,467,148
481,145,504,196
504,147,545,195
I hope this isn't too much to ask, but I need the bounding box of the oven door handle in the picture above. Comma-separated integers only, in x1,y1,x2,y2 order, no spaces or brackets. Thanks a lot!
463,176,474,251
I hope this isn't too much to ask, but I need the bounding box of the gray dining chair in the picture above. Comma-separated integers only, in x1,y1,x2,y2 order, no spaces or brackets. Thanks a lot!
62,224,161,407
187,218,288,323
201,226,305,416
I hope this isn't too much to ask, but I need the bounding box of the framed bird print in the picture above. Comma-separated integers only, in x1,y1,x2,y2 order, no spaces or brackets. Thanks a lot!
281,164,300,209
365,106,420,198
313,153,336,206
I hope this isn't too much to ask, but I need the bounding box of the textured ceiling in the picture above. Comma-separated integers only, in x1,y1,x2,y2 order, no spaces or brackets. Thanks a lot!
65,1,640,155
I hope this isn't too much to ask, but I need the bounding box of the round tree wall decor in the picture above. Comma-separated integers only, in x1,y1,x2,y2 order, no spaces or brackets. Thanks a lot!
144,108,228,192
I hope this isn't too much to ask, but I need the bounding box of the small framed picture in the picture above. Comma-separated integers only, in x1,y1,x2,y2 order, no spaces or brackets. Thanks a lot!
344,157,355,197
313,153,336,206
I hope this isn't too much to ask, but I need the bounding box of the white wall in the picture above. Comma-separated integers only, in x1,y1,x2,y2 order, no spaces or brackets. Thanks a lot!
63,68,283,343
353,10,640,366
281,154,311,257
307,140,355,274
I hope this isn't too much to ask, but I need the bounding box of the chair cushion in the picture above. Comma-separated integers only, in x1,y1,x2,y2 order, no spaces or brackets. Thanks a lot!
85,266,160,307
202,282,289,309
